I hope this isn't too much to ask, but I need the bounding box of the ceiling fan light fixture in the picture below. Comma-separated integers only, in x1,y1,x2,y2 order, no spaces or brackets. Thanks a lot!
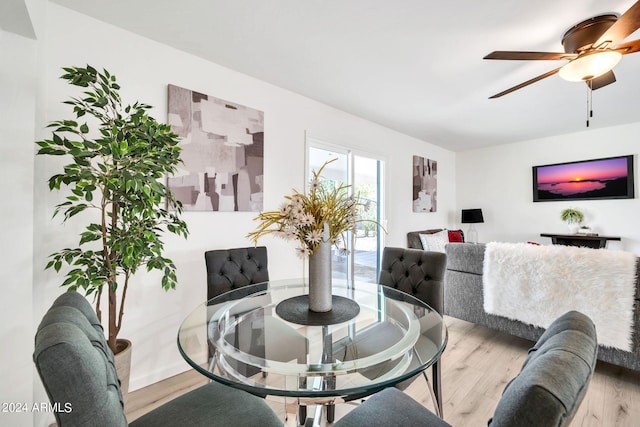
558,50,622,82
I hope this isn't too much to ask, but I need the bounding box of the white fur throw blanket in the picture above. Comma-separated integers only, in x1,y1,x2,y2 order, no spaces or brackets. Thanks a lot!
483,242,637,351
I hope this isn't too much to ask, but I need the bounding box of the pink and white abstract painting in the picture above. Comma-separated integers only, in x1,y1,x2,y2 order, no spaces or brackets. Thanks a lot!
167,84,264,212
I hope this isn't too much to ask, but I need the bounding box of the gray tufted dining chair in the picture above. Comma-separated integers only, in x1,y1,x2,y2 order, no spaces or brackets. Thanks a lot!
378,246,446,314
377,246,447,415
332,247,447,417
204,246,270,300
204,246,309,423
33,291,283,427
333,310,598,427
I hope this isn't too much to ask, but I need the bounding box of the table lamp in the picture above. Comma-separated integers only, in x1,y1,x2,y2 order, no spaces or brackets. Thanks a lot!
461,208,484,243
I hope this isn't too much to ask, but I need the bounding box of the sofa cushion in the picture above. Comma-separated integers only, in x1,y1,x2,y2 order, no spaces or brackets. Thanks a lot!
419,230,448,253
447,229,464,242
407,229,447,249
488,310,598,427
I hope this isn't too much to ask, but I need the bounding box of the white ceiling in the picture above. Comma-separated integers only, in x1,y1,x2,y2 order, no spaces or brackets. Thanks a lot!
50,0,640,151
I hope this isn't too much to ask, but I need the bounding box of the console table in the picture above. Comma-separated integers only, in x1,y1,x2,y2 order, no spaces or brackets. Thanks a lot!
540,233,621,249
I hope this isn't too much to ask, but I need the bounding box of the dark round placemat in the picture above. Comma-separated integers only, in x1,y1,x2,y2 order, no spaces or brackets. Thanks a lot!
275,295,360,326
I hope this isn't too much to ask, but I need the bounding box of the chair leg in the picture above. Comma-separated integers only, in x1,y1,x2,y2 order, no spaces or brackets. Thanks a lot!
207,355,217,383
326,403,335,423
298,404,307,425
298,375,308,425
433,360,443,417
412,344,443,418
421,361,443,418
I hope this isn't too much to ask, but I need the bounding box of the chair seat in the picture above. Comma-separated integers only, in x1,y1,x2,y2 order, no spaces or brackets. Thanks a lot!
130,381,282,427
333,388,450,427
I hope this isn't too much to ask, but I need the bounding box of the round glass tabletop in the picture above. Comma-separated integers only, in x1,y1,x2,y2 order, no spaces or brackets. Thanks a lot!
177,278,447,399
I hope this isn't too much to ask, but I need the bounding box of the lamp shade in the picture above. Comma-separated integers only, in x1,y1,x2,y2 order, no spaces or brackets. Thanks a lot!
558,51,622,82
461,208,484,223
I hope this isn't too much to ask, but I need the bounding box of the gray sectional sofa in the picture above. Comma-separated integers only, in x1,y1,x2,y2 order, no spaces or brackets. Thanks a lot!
408,232,640,371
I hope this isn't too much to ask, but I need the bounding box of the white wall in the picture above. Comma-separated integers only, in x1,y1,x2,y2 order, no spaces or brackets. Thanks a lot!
19,6,457,426
457,122,640,254
0,28,36,427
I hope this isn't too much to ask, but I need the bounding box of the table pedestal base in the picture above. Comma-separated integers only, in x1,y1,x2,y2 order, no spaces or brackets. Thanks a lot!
276,295,360,326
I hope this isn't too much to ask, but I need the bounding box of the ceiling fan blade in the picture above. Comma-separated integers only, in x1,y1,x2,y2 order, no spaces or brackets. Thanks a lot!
594,0,640,47
484,51,576,60
615,38,640,54
489,67,562,99
587,70,616,90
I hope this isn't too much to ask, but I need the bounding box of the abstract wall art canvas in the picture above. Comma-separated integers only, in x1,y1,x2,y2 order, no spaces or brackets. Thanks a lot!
412,155,437,212
167,84,264,211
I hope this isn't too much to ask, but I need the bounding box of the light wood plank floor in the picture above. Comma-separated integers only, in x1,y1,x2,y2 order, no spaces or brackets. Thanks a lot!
125,316,640,426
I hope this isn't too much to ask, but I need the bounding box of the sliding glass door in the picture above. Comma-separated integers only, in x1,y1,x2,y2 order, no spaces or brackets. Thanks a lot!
352,155,383,283
307,140,384,283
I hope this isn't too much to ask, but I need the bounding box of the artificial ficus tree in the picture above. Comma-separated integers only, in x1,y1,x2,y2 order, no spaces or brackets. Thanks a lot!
36,65,189,354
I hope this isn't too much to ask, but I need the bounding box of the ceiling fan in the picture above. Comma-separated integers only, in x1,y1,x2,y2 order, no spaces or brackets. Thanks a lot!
484,0,640,99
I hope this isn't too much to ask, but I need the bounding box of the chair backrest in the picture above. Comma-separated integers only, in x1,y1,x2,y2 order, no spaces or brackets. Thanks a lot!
378,247,446,314
489,310,598,427
204,246,269,300
34,291,127,427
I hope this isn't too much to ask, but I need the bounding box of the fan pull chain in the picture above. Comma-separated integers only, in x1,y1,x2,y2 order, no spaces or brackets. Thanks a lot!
586,80,593,127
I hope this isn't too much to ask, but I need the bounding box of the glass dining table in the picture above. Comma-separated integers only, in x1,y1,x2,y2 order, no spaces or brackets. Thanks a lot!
177,278,447,424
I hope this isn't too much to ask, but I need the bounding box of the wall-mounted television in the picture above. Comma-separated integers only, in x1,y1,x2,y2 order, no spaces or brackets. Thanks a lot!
532,155,635,202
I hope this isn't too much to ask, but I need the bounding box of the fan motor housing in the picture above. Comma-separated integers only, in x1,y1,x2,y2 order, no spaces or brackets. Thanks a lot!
562,14,618,53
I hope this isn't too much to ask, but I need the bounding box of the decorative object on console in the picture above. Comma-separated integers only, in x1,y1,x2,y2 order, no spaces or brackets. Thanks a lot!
577,225,595,235
560,207,584,234
167,84,264,212
532,155,634,202
248,158,380,312
461,208,484,243
412,155,437,212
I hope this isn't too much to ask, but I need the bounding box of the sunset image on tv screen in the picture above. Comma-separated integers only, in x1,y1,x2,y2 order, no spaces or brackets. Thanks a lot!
535,157,632,201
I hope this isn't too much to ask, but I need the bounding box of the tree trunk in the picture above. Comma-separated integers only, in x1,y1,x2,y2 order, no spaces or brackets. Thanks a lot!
108,285,118,354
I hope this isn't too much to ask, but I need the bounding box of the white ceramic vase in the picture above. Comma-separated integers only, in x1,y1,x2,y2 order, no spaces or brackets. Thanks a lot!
567,223,580,234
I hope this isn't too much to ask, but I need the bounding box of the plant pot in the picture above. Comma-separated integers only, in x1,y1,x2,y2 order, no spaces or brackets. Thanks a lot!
114,338,132,403
567,223,580,234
